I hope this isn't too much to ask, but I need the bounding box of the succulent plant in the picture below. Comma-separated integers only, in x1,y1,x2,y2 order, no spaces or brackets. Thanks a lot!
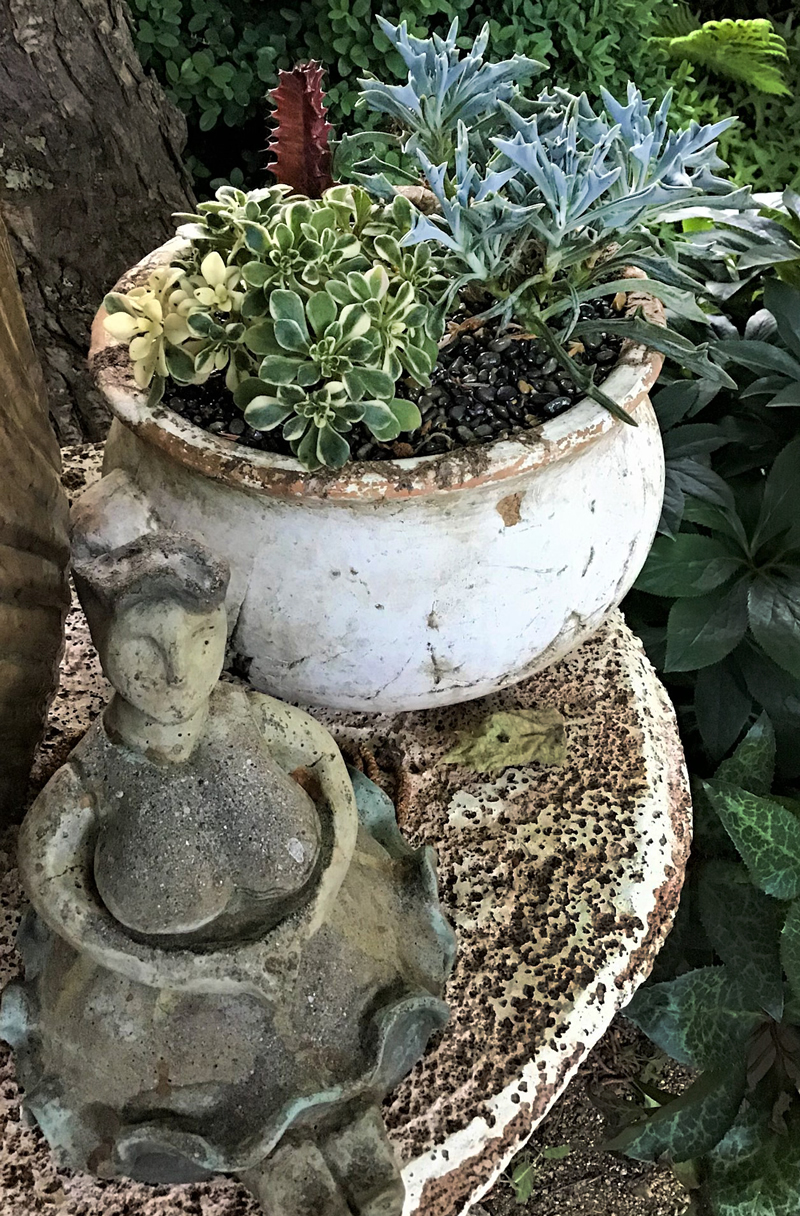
104,181,442,469
358,18,544,166
266,62,334,198
354,19,752,420
103,267,193,389
173,185,292,257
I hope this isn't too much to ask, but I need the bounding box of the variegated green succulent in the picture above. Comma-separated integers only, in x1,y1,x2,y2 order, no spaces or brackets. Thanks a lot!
232,281,424,468
173,185,292,257
103,267,193,390
103,182,445,470
326,267,439,381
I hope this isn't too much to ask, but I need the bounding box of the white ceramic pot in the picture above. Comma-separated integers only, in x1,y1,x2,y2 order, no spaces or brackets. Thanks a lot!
87,243,665,712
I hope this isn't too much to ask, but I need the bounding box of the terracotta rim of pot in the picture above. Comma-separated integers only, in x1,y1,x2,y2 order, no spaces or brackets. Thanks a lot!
89,239,666,503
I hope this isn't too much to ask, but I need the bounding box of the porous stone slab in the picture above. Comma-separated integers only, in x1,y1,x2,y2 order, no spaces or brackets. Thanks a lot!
0,447,691,1216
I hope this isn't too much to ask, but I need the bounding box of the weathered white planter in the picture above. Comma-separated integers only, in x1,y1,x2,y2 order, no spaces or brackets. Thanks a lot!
87,243,665,713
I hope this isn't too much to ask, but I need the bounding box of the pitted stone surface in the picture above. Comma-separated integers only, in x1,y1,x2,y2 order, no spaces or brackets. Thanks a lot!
0,448,690,1216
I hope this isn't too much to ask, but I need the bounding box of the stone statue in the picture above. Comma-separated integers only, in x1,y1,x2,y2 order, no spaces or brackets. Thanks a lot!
1,531,455,1216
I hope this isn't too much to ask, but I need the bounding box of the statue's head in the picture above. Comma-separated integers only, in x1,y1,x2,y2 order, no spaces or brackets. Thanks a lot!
75,534,229,725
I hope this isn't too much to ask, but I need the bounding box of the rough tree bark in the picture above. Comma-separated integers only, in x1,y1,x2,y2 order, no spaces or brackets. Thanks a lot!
0,207,70,825
0,0,195,442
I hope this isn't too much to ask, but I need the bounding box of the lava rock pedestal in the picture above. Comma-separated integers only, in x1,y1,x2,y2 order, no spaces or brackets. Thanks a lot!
0,455,690,1216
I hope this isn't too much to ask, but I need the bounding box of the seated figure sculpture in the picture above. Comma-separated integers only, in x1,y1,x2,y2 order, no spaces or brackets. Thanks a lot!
1,532,456,1216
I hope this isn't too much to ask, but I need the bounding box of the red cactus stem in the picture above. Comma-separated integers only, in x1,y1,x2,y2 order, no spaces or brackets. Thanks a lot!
266,62,334,198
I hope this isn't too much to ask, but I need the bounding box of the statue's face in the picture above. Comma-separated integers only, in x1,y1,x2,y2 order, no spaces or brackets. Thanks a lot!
101,601,227,724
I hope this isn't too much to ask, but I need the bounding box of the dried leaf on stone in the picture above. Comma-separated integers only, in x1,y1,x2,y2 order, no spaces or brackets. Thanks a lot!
441,708,567,774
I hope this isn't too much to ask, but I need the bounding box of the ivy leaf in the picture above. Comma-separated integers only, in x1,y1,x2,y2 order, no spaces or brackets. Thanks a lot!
441,708,567,774
715,712,776,795
665,581,749,672
704,781,800,900
748,575,800,680
697,860,784,1020
635,534,744,598
624,965,763,1071
707,1106,800,1216
606,1065,746,1163
692,775,741,862
781,899,800,1004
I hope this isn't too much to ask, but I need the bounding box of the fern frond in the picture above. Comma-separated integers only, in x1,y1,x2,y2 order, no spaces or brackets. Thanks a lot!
659,3,701,41
663,18,790,97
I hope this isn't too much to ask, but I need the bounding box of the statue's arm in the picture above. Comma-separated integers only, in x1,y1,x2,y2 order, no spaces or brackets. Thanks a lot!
245,690,356,816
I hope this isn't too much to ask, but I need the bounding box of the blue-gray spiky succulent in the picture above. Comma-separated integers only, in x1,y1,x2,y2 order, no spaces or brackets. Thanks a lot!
352,20,752,421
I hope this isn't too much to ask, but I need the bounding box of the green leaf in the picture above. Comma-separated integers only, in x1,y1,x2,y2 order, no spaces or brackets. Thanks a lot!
715,712,776,795
343,368,394,401
401,342,434,381
624,966,763,1070
186,312,223,338
316,423,351,469
243,222,268,253
386,397,422,433
715,338,800,381
274,318,310,354
781,899,800,1004
704,781,800,900
748,575,800,680
707,1106,800,1216
541,1144,571,1161
374,233,403,265
697,860,784,1020
339,303,371,341
361,400,402,441
753,436,800,548
509,1154,536,1204
441,708,567,775
243,397,293,430
575,277,709,323
574,317,736,388
306,292,337,337
103,292,132,316
763,279,800,361
233,376,268,409
242,261,270,288
259,355,305,384
665,582,749,672
198,105,220,132
694,661,753,761
243,320,279,356
269,289,308,332
636,535,744,598
164,345,197,384
606,1065,746,1163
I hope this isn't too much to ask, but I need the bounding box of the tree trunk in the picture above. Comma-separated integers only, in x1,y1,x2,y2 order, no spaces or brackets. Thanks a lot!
0,0,195,442
0,207,70,825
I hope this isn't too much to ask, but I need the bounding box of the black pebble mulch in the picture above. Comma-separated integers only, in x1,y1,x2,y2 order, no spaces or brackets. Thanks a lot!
164,300,624,462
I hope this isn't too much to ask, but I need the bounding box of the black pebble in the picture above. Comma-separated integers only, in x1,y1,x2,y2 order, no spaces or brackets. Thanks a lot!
164,306,623,463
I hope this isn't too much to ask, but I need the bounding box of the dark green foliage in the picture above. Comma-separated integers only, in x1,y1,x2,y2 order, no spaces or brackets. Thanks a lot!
615,721,800,1214
127,0,675,183
624,272,800,778
127,0,800,191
